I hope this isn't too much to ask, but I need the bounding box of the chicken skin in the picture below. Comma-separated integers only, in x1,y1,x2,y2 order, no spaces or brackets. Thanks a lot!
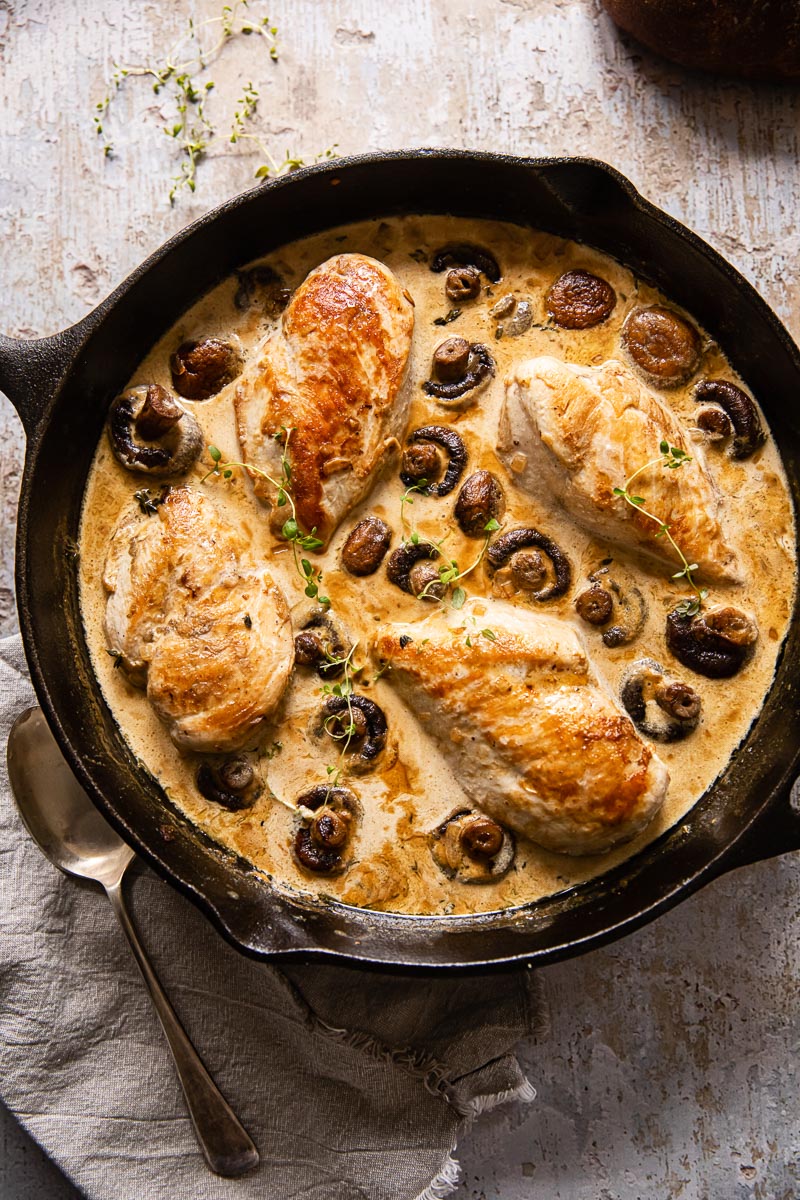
235,252,415,546
103,487,294,753
375,601,668,855
498,357,741,583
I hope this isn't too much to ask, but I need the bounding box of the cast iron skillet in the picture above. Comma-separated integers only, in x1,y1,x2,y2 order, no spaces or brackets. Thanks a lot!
1,151,799,971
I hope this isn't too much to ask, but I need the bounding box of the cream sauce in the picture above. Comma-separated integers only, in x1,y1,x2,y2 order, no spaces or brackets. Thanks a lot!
78,216,796,916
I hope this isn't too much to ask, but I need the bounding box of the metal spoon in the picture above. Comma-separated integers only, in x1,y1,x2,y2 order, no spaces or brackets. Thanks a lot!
6,706,259,1178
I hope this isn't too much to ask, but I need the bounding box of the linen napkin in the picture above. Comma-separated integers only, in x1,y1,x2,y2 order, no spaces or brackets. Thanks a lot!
0,634,544,1200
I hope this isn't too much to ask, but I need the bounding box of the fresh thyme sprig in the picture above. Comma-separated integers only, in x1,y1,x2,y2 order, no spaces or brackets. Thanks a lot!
202,428,330,605
399,479,428,542
418,518,500,607
612,440,708,617
320,642,361,789
93,2,337,201
399,480,501,608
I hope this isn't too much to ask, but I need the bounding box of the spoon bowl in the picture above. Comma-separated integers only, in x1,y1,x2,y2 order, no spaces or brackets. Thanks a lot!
8,707,134,886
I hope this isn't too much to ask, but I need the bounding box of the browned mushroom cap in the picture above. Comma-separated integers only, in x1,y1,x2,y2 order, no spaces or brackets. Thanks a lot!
233,265,291,317
409,561,446,601
294,608,350,678
454,470,506,537
487,528,571,601
445,266,482,302
430,243,501,283
430,809,515,884
341,517,392,576
693,379,765,459
108,385,203,476
171,338,243,401
196,758,261,810
582,560,647,648
423,343,495,406
620,657,701,743
387,541,441,595
621,306,701,387
321,694,388,763
293,785,359,875
666,604,758,678
696,405,733,442
432,337,471,382
546,269,617,329
400,426,468,496
575,584,614,626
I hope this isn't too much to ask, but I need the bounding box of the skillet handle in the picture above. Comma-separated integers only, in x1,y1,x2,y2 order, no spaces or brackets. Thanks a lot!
0,324,91,437
718,776,800,873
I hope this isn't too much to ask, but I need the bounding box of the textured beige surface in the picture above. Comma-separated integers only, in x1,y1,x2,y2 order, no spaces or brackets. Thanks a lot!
1,1,799,1197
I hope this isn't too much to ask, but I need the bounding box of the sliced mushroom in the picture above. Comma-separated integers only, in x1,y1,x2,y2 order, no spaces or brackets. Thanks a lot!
320,694,388,764
108,385,203,476
341,516,392,576
490,293,516,319
498,298,534,339
620,657,701,743
621,306,701,388
233,265,291,317
445,266,482,302
400,426,467,496
408,561,445,602
454,470,506,537
487,528,571,602
577,560,647,647
430,809,515,884
170,337,243,401
574,584,614,626
386,541,440,594
293,784,359,875
693,379,765,459
430,243,501,283
666,604,758,679
422,342,495,407
195,758,261,810
696,405,733,442
546,269,616,329
431,336,471,381
294,608,350,678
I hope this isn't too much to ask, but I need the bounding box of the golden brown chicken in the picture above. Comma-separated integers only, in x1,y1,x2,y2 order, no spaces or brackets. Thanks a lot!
103,487,294,752
498,357,741,583
374,600,668,855
235,252,415,546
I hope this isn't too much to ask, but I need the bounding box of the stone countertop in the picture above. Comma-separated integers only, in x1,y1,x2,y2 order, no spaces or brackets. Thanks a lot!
1,1,798,1197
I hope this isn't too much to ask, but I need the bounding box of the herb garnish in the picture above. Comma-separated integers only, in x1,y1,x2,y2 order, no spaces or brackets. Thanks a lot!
93,2,337,202
433,308,462,326
203,427,330,605
417,518,501,608
134,488,168,516
320,642,361,789
612,440,708,616
399,480,501,608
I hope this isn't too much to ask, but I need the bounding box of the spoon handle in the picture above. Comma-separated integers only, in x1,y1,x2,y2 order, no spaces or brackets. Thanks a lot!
104,877,259,1178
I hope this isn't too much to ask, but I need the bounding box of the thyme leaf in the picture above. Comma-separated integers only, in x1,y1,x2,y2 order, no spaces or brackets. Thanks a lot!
202,428,329,606
613,442,707,612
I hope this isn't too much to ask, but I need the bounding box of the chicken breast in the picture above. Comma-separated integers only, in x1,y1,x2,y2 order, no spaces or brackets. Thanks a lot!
103,487,294,753
498,356,741,583
374,601,668,855
235,252,415,546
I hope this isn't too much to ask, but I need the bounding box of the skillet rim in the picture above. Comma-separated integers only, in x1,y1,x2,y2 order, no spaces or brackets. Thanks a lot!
10,148,800,972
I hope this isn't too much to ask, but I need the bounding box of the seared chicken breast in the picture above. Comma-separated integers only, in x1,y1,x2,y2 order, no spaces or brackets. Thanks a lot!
103,487,294,753
498,357,741,583
375,601,668,855
235,252,415,545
